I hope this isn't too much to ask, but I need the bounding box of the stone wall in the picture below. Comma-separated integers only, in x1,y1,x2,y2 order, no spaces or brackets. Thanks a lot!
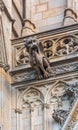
0,69,11,130
1,0,78,130
30,0,66,32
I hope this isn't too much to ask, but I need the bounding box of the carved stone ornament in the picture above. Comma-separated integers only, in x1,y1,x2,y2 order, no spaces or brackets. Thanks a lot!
13,34,78,68
18,87,44,111
15,45,29,66
24,36,53,79
52,109,69,126
42,35,78,59
45,80,78,129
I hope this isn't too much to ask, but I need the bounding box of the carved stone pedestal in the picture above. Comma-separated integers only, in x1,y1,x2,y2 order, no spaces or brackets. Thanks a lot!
21,19,38,36
63,8,78,26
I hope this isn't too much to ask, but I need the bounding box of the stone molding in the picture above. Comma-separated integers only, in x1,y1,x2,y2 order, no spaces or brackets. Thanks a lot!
0,9,10,71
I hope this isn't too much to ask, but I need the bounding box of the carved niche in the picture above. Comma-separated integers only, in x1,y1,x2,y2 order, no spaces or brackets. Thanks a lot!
24,36,53,79
17,87,44,130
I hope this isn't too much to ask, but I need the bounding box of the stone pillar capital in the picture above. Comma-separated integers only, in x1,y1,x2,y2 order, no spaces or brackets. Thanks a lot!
30,107,34,112
44,103,50,109
15,108,22,114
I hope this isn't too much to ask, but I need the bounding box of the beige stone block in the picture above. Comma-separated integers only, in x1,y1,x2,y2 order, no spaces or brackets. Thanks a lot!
35,19,47,27
75,0,78,2
48,0,66,9
76,2,78,10
32,0,40,5
43,7,65,19
40,0,48,3
46,14,63,25
34,12,42,21
36,3,47,12
32,6,36,13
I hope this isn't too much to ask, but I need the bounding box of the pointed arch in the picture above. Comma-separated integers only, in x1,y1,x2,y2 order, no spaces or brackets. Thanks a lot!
46,80,69,103
17,86,44,110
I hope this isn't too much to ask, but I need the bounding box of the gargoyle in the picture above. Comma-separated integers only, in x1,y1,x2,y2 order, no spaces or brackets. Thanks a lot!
24,36,53,79
52,109,68,126
65,87,75,98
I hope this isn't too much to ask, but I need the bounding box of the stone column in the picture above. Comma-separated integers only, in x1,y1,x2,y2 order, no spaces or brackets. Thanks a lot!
21,0,38,36
30,107,34,130
44,103,50,130
15,109,22,130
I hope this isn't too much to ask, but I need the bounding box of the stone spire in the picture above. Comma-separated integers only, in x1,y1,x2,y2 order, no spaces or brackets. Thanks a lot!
0,0,10,71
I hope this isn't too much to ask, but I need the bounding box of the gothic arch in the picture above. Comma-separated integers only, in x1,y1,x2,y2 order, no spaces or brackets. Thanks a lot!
46,80,68,103
45,80,70,130
17,86,44,110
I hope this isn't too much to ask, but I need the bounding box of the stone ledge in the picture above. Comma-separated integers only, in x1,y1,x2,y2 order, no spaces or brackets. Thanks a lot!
11,23,78,44
11,71,78,89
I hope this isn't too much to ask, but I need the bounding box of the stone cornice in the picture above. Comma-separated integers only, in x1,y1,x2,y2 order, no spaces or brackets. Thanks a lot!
10,24,78,87
11,70,78,89
11,23,78,44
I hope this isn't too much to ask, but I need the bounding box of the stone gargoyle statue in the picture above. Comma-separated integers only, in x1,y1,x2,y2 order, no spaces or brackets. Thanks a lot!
24,36,53,79
52,109,69,126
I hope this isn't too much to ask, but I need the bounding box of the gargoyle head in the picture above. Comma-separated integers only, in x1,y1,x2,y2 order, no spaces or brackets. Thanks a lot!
24,36,39,53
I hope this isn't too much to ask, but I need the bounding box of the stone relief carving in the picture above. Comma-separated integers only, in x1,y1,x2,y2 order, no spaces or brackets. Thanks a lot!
46,81,78,129
15,46,29,66
52,109,69,126
42,35,78,59
24,36,53,79
16,81,78,130
21,88,44,110
13,35,78,68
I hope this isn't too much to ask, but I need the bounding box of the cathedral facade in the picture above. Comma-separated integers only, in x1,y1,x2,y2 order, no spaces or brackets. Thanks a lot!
0,0,78,130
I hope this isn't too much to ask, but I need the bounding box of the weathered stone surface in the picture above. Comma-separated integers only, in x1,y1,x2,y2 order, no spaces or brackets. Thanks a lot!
47,14,63,25
40,0,48,3
1,0,78,130
36,3,48,12
42,7,65,19
34,12,42,21
48,0,66,9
